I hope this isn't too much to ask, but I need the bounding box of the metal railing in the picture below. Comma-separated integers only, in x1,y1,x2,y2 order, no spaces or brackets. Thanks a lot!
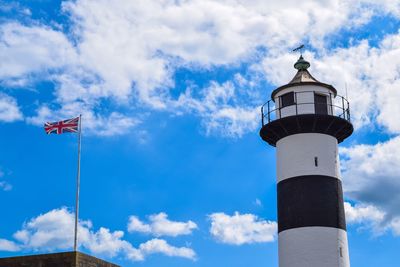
261,91,351,126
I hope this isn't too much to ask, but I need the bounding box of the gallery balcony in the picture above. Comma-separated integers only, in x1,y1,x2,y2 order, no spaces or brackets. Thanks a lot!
259,91,353,146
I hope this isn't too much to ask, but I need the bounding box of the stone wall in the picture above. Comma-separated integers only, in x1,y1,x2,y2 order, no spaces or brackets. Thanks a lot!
0,251,120,267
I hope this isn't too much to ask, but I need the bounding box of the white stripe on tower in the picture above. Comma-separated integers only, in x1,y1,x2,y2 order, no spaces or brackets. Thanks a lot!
276,133,339,182
279,227,349,267
276,133,350,267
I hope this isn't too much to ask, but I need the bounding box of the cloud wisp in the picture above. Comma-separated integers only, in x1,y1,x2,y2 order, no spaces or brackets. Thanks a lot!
0,169,12,191
0,181,12,191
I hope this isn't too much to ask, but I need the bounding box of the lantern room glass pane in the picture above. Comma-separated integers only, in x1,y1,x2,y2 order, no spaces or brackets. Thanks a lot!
314,94,328,115
281,92,295,108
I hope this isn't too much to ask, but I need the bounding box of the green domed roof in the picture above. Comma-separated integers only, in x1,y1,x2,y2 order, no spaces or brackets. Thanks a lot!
294,55,310,71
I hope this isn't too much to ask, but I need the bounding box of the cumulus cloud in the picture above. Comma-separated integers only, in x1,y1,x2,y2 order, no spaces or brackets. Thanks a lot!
136,238,196,260
341,136,400,213
345,202,400,236
0,208,196,261
209,212,276,245
12,208,96,251
62,0,400,68
341,136,400,236
345,202,385,234
0,22,76,81
128,212,197,237
0,239,20,252
345,202,385,225
0,93,23,122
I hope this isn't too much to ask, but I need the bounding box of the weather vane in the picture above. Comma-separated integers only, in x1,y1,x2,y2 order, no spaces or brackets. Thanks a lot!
292,44,305,55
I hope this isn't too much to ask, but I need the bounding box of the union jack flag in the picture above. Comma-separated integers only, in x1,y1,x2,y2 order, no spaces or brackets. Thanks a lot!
44,117,80,134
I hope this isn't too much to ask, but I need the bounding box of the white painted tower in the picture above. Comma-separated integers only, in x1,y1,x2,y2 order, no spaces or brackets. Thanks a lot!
260,56,353,267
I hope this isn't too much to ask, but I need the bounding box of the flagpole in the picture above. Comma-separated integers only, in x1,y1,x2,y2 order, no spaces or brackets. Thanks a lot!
74,114,82,252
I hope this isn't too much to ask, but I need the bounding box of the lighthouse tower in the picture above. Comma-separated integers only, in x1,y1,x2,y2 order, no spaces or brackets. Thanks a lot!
260,56,353,267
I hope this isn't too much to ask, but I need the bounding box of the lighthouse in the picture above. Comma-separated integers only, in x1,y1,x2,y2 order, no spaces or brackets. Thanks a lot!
260,56,353,266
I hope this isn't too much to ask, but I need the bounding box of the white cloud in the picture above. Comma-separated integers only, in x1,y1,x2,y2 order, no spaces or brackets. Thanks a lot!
12,207,87,250
127,216,151,234
362,0,400,17
209,212,276,245
254,198,263,207
0,22,76,80
62,0,400,69
203,106,259,137
390,218,400,236
341,136,400,210
0,93,23,122
345,202,385,225
82,227,132,258
344,202,400,236
0,239,20,252
59,0,390,110
128,212,197,237
136,238,196,260
341,136,400,236
0,208,196,262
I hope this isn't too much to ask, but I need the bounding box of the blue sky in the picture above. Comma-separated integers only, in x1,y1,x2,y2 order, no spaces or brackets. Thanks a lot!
1,0,400,266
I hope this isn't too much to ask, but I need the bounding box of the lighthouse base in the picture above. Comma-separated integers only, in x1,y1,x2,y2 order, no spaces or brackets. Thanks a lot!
279,227,350,267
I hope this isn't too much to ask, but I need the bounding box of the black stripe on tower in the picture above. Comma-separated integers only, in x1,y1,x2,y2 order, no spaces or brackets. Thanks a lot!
277,175,346,233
